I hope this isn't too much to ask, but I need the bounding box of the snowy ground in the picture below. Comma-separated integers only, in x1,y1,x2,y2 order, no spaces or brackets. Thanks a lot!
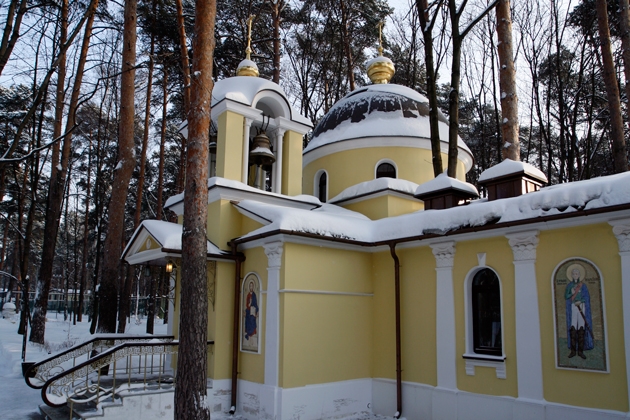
0,312,396,420
0,311,168,420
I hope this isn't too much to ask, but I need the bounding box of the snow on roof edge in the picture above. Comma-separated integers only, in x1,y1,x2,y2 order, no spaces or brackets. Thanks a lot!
234,171,630,244
479,159,547,183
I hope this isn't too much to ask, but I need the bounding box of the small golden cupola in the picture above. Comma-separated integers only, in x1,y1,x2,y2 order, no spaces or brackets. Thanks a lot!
366,22,395,84
236,15,259,77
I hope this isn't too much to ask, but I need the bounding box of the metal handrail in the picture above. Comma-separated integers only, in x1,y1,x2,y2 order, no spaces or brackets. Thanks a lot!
25,334,174,389
40,340,214,409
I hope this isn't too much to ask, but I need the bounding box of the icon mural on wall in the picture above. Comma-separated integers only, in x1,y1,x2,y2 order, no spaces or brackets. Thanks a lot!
241,273,261,353
552,258,607,372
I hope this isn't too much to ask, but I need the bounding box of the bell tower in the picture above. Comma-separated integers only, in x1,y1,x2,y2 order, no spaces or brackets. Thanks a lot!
210,15,312,195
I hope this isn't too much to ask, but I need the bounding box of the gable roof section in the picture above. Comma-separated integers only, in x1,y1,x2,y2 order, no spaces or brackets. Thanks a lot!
122,220,228,265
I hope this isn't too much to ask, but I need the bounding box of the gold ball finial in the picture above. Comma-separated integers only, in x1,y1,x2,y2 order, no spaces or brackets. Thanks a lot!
367,22,395,84
236,15,259,77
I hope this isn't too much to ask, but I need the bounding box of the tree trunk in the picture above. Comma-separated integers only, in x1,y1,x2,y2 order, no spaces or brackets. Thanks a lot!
271,0,283,83
447,0,462,178
446,0,498,177
339,0,355,91
174,0,216,417
156,68,168,221
175,0,191,115
118,11,155,333
618,0,630,135
97,0,137,333
146,269,155,334
31,0,98,343
0,0,28,77
416,0,444,177
496,0,519,161
173,0,188,195
596,0,628,173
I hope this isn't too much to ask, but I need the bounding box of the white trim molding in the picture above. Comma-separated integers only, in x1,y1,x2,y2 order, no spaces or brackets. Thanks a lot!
506,230,544,401
430,241,457,390
609,218,630,411
262,241,283,419
463,354,506,379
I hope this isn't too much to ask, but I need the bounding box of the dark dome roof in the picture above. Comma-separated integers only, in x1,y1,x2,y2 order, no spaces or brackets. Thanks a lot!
312,85,447,138
303,84,471,155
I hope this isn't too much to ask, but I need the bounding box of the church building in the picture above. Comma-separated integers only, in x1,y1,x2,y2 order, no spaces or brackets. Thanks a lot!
122,43,630,420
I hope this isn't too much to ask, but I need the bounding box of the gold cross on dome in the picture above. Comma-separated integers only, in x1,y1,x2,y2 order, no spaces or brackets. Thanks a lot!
246,15,255,60
377,21,384,56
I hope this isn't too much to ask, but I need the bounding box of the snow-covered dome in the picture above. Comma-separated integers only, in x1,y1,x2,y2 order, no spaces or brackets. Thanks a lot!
303,84,472,161
211,76,311,126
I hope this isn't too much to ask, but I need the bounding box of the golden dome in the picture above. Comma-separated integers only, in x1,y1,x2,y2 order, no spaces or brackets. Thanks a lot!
367,56,395,84
236,55,259,77
367,22,395,84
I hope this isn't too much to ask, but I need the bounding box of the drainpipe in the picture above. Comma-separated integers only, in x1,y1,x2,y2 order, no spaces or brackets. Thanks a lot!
389,243,402,418
229,241,245,414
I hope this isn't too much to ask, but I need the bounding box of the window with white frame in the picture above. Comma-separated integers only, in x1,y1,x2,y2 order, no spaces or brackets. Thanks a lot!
315,170,328,202
376,162,396,179
471,268,502,356
464,266,506,378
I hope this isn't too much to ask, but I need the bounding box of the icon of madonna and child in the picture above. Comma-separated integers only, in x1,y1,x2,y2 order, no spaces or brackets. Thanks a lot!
553,259,607,371
241,274,261,353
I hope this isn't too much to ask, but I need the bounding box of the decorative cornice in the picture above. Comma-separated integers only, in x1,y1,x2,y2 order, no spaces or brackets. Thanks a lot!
430,241,456,268
506,230,539,262
263,241,283,268
610,219,630,252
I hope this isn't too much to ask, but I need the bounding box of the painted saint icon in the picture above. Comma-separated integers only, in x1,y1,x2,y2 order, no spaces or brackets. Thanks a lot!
564,263,593,359
241,273,260,353
553,259,607,371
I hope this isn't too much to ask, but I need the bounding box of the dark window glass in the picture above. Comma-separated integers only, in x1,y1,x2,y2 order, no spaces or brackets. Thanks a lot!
318,172,327,202
472,269,502,356
376,163,396,179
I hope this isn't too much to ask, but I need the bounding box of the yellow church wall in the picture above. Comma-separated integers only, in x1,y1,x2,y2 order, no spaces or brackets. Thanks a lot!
282,131,303,196
342,195,423,220
216,110,245,181
207,199,243,251
172,261,235,379
137,235,161,252
240,214,264,238
398,247,438,385
453,238,518,397
536,224,628,411
371,251,396,380
279,243,373,388
209,261,238,380
371,247,438,386
237,247,268,385
303,148,466,200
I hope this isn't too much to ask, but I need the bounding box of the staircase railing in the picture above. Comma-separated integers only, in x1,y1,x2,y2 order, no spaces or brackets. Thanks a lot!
25,334,174,389
40,340,214,410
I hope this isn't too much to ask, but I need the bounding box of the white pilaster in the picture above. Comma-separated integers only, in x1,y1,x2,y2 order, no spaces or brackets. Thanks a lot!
272,128,285,193
609,219,630,413
430,241,457,390
262,241,283,419
506,230,544,403
242,118,253,184
263,242,283,387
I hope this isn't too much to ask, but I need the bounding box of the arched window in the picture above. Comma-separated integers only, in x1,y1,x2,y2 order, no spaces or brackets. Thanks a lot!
315,171,327,202
471,268,502,356
376,162,396,179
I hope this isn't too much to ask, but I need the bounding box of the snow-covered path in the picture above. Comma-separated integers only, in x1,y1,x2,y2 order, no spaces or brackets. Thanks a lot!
0,312,167,419
0,313,397,420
